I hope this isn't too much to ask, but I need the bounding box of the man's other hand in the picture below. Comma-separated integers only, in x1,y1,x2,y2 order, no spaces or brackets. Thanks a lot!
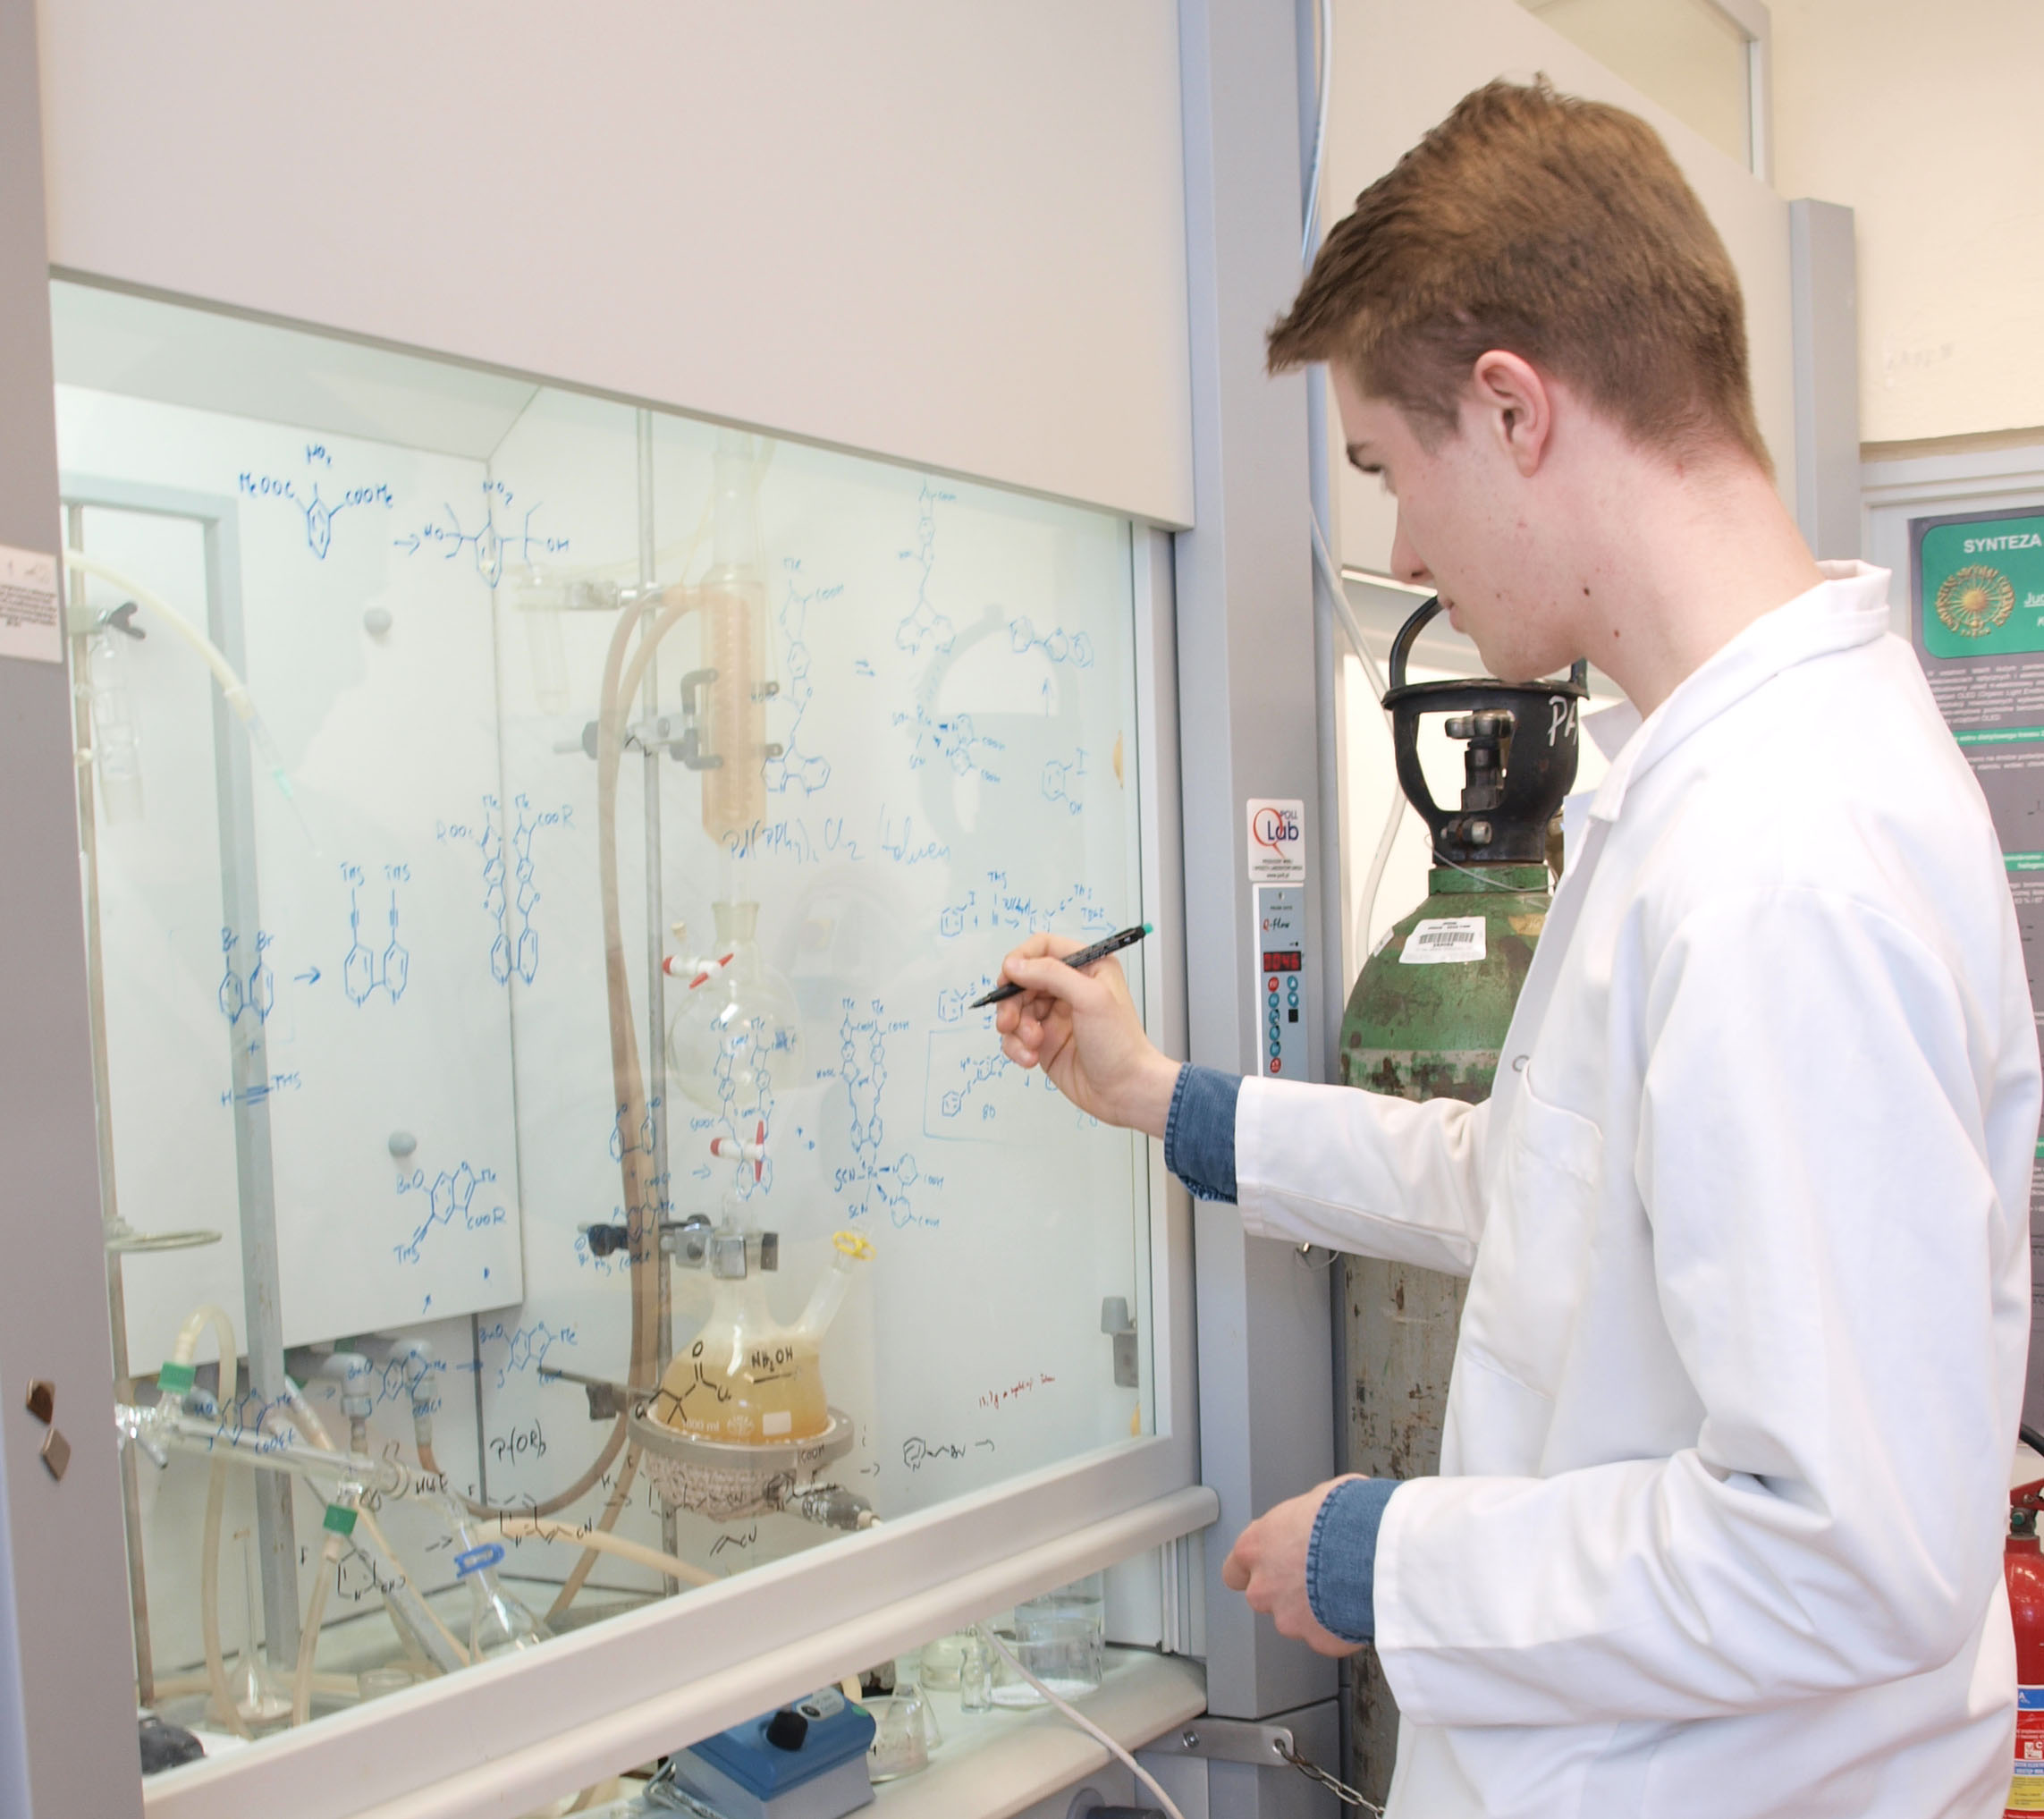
1222,1477,1368,1659
993,933,1179,1137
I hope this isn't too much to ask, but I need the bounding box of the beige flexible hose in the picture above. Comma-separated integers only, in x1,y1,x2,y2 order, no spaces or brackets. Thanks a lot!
415,1422,629,1524
198,1459,247,1737
173,1306,250,1739
291,1535,342,1725
405,589,691,1537
282,1380,472,1671
545,1443,643,1622
483,1517,716,1588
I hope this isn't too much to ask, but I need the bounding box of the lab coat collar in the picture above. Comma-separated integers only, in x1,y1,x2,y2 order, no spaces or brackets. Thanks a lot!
1586,563,1891,825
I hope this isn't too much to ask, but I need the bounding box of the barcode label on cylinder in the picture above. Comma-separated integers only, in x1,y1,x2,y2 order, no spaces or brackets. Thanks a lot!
1400,917,1487,965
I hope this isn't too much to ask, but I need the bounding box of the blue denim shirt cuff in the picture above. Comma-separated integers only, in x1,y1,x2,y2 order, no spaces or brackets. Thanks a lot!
1163,1063,1242,1204
1305,1476,1402,1645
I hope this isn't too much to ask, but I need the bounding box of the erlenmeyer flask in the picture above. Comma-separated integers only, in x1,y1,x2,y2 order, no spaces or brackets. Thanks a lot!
452,1527,551,1661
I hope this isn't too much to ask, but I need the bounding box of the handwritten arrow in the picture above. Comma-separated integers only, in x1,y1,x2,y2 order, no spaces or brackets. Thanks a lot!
295,967,322,985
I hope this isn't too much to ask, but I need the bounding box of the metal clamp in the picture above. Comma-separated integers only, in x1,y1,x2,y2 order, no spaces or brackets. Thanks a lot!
1153,1716,1297,1766
1154,1718,1382,1812
1100,1297,1139,1389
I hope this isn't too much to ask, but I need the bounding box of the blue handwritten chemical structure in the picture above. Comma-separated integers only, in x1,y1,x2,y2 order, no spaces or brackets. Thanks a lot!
218,1070,303,1111
393,479,568,589
216,926,276,1026
894,481,957,656
935,986,984,1024
1042,748,1087,815
474,1319,578,1391
436,794,571,986
825,998,934,1228
392,1159,503,1266
894,704,1003,783
766,563,836,796
938,873,1113,940
1008,617,1094,668
238,447,393,560
938,1048,1012,1122
340,863,410,1006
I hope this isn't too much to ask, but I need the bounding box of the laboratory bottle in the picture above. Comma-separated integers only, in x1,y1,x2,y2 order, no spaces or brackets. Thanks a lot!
647,1230,871,1444
697,431,770,843
452,1525,551,1661
667,901,804,1118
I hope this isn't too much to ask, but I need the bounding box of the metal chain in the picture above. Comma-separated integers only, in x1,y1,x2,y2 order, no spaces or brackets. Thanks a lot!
1274,1739,1386,1813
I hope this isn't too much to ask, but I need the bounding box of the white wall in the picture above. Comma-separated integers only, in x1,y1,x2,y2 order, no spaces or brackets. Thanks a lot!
1772,0,2044,447
1324,0,1798,575
35,3,1195,527
1523,0,1753,166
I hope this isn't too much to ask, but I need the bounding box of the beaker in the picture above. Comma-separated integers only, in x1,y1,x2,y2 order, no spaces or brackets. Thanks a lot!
667,901,804,1120
989,1573,1105,1705
867,1668,942,1781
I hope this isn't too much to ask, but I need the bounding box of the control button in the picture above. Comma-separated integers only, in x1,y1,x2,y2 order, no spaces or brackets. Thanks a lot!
1267,976,1279,991
1270,1057,1283,1074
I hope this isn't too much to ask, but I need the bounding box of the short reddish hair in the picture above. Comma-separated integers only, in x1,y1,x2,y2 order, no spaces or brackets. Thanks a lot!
1268,77,1768,470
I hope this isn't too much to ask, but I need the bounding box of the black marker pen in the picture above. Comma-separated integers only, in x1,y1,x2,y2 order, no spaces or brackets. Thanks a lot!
970,922,1153,1008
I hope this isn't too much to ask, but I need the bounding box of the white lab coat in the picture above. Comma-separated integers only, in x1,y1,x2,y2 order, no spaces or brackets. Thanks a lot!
1236,564,2040,1817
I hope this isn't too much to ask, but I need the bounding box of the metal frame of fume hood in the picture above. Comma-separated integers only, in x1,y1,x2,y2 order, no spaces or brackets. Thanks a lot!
0,2,149,1813
1,226,1210,1819
0,0,1363,1810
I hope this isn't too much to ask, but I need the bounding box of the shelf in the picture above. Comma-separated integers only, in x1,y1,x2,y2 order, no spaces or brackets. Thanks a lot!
570,1647,1204,1819
868,1648,1204,1819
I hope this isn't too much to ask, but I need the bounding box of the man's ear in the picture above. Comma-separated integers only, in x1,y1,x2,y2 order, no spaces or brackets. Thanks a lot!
1467,351,1553,477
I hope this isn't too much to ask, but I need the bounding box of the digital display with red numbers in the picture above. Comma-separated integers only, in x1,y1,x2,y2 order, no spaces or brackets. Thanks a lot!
1262,952,1302,971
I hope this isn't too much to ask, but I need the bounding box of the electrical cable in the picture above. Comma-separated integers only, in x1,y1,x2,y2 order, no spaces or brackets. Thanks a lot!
1311,508,1410,964
1296,0,1413,971
1300,0,1335,267
974,1623,1188,1819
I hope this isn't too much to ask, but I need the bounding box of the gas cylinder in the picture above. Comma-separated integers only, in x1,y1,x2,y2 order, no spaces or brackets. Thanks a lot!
2006,1477,2044,1815
1338,596,1586,1799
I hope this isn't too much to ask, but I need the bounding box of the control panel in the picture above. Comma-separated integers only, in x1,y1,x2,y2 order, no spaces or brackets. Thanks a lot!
1255,884,1306,1079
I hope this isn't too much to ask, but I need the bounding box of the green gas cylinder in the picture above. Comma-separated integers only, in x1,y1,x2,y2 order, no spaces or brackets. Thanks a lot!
1339,597,1585,1101
1339,597,1586,1800
1339,861,1550,1101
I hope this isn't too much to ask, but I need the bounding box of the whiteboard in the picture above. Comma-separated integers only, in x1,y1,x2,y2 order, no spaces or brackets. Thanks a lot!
61,390,526,1365
55,312,1159,1629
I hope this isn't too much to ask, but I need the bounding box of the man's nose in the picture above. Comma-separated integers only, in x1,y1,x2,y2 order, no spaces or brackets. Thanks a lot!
1389,511,1432,592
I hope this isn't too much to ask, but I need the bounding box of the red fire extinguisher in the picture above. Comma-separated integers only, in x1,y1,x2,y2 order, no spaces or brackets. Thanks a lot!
2006,1474,2044,1816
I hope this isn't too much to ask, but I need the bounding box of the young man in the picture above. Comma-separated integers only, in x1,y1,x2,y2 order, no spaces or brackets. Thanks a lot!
994,79,2040,1817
